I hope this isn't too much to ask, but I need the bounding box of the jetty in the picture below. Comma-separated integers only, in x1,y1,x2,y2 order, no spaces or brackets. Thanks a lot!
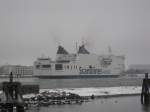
141,73,150,105
0,72,25,112
0,72,39,111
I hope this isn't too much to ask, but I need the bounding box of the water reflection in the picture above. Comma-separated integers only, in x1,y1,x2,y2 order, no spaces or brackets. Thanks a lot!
26,107,40,112
141,105,150,112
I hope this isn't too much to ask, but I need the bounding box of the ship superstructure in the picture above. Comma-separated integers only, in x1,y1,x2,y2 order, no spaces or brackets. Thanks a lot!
33,44,125,78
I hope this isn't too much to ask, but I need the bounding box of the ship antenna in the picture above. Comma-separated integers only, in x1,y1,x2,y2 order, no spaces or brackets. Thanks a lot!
76,42,78,54
108,46,112,55
81,37,85,46
41,53,45,58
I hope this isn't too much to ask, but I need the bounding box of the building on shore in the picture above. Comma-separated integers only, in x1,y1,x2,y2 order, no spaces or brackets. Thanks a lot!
125,64,150,77
0,65,33,77
129,64,150,71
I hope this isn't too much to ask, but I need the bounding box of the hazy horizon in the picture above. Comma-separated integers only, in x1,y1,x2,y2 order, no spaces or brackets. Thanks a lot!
0,0,150,66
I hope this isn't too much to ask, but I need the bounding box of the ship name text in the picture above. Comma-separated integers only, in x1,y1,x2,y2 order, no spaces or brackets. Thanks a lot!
79,67,102,74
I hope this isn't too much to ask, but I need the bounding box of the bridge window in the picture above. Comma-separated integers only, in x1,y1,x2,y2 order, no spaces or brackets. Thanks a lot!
55,64,63,70
42,65,51,68
36,65,40,69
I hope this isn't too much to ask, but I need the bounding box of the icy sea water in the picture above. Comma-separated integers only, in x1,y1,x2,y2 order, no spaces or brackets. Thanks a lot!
38,77,143,89
0,77,143,89
27,96,150,112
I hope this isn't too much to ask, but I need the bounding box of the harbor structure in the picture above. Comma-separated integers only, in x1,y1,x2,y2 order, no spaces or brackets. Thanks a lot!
0,72,25,112
141,73,150,105
128,64,150,73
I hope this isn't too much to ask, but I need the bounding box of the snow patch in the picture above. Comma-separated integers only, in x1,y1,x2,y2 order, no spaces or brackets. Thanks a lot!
39,86,141,97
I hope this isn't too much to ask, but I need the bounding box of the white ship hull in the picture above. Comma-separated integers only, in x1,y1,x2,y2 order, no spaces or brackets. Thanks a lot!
33,44,125,78
34,74,120,79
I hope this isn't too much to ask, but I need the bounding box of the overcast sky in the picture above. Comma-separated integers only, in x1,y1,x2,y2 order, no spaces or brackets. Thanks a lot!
0,0,150,66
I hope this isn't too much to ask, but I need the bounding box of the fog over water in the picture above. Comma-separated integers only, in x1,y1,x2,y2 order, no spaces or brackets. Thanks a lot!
0,0,150,66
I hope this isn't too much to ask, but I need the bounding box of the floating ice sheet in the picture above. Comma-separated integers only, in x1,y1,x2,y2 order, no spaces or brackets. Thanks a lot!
39,86,141,97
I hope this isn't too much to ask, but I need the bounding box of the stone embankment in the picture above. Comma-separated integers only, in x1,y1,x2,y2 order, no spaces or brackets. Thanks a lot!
23,91,89,108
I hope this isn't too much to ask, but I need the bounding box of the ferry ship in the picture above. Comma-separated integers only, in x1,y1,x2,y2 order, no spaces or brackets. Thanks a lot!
33,44,125,78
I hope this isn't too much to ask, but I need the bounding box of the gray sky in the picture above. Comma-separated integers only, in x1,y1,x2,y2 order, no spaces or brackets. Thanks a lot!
0,0,150,66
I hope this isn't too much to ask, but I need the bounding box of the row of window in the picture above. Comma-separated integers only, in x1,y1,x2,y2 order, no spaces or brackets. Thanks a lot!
63,65,78,70
36,65,51,69
55,64,79,70
13,71,33,75
36,64,99,71
36,64,78,70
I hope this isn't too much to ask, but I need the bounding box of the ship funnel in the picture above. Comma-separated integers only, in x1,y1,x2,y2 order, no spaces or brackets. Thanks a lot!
57,46,69,54
78,44,90,54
